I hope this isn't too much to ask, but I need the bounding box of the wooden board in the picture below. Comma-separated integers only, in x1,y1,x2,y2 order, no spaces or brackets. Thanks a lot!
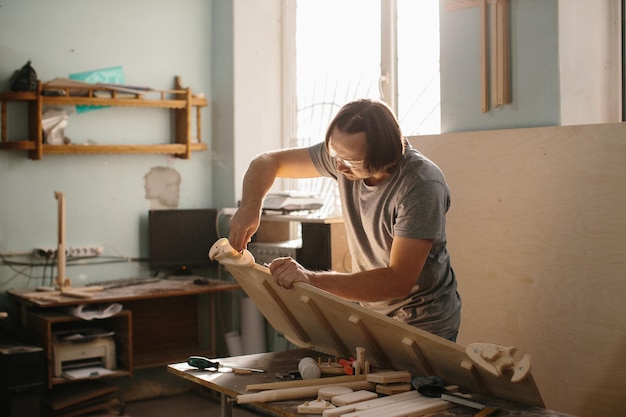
217,258,544,408
409,123,626,417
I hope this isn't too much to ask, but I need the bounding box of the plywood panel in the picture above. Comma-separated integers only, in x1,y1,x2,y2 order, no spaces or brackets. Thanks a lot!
409,122,626,417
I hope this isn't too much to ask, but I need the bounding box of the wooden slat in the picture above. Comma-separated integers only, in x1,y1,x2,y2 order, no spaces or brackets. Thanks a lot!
366,370,412,384
402,337,434,376
246,374,367,392
300,295,351,358
262,280,311,344
342,396,452,417
490,0,499,107
348,315,392,370
480,0,489,112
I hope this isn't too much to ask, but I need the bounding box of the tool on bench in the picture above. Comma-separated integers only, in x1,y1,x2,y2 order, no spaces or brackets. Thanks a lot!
186,355,265,374
413,375,500,416
275,370,301,381
411,375,447,397
441,392,499,416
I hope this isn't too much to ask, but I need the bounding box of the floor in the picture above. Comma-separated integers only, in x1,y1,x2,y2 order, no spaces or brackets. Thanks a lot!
96,388,268,417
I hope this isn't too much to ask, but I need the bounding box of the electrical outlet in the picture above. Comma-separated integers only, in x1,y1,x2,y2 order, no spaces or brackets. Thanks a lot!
34,246,104,258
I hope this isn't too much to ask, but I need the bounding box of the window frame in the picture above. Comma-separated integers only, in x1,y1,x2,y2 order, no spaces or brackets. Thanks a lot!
281,0,405,150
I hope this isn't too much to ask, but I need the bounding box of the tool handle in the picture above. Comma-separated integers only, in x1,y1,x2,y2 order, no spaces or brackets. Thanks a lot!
187,356,219,370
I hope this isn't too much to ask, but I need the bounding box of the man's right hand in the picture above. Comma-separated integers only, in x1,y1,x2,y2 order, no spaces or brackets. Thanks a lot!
227,204,262,252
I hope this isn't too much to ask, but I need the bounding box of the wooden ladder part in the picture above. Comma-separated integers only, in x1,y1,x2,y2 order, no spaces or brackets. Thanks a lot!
348,314,392,369
460,360,491,396
261,280,310,345
208,238,255,267
401,337,435,376
300,295,352,358
466,343,532,383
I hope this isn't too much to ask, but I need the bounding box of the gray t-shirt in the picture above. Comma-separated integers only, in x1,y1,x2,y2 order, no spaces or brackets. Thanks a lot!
309,142,461,339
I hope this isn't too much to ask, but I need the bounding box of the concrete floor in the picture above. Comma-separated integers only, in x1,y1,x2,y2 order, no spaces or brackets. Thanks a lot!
123,389,264,417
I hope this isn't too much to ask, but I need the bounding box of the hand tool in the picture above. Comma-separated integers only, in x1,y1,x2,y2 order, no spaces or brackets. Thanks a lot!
441,392,499,416
186,355,265,374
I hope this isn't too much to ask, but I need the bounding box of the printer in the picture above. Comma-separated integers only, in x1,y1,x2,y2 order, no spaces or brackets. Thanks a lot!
52,330,116,377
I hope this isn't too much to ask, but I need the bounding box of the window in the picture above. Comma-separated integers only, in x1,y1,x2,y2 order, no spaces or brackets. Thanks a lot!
284,0,441,208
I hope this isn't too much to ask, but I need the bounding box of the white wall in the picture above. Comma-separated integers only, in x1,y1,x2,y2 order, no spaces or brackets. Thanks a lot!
233,0,284,201
559,0,622,125
210,0,285,208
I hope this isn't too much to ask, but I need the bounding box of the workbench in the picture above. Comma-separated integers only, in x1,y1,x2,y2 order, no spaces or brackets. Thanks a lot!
8,277,240,388
167,348,574,417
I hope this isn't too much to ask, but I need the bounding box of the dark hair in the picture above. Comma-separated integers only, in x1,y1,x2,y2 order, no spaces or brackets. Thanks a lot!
324,99,406,173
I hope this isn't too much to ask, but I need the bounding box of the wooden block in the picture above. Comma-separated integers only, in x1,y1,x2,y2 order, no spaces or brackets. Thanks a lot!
318,357,346,376
366,370,412,384
354,391,420,411
330,390,378,406
376,383,412,395
297,398,335,414
322,391,419,417
319,365,346,375
342,396,452,417
318,386,353,401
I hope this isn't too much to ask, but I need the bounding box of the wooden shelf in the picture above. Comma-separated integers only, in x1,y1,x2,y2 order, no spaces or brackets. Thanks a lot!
0,76,208,160
27,309,133,389
0,142,208,154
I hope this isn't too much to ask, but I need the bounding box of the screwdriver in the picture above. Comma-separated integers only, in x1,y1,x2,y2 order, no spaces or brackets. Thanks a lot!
187,356,265,374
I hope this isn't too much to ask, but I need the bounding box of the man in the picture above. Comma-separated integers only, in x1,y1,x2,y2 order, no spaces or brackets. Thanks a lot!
229,99,461,341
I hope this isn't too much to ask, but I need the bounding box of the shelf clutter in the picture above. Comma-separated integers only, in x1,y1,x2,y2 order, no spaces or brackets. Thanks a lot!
0,76,208,160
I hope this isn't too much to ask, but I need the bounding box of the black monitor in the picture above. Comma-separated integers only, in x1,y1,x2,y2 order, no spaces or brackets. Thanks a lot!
148,208,219,275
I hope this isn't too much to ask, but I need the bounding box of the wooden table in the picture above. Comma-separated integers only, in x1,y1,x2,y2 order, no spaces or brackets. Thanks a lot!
167,348,575,417
9,277,241,369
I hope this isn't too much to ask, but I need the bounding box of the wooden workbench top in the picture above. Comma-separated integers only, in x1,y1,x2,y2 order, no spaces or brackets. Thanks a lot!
168,349,575,417
8,277,240,308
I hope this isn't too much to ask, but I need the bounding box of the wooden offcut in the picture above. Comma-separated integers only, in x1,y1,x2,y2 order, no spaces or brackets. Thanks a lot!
330,390,378,406
366,370,412,384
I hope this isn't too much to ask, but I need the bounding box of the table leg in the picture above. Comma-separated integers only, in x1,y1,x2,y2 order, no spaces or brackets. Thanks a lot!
211,293,216,356
220,392,233,417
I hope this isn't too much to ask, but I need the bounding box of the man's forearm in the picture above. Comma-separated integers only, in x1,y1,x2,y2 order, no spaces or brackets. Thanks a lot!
239,154,279,210
309,268,412,302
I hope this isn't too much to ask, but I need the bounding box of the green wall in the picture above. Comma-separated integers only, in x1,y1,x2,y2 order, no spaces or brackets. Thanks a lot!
440,0,560,132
